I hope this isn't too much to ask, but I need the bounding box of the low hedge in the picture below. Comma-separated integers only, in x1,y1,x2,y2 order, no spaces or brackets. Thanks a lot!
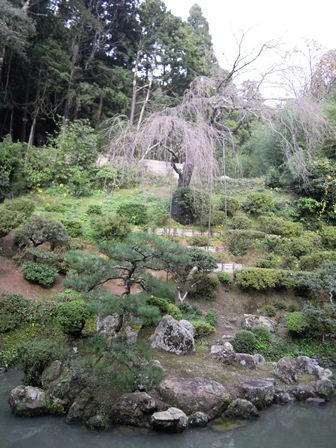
149,296,182,320
259,215,302,237
191,320,215,338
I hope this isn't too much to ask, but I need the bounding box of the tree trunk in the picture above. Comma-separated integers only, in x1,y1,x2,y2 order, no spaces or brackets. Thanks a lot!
0,46,5,82
129,47,141,125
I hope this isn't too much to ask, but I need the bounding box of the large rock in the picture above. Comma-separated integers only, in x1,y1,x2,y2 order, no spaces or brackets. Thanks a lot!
274,357,298,385
235,353,257,370
151,315,195,355
188,411,209,427
65,389,99,425
8,386,49,417
151,407,188,432
111,392,156,427
210,343,236,364
225,399,259,419
41,360,63,388
311,379,334,400
157,376,230,418
243,314,275,332
96,314,121,343
238,379,275,409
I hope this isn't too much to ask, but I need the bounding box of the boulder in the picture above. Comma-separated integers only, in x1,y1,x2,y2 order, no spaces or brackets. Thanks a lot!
151,407,188,432
236,353,257,370
86,414,110,430
112,392,157,427
8,386,49,417
188,411,209,427
274,357,298,385
273,388,294,404
96,314,121,343
296,356,317,374
305,397,327,406
288,385,315,401
225,399,259,419
157,376,230,418
311,379,334,400
210,343,236,364
151,315,195,355
238,379,275,409
243,314,275,332
313,366,333,381
66,389,99,425
253,354,266,366
41,360,63,388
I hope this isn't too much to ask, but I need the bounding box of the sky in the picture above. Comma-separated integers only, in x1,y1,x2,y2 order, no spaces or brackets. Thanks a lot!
163,0,336,98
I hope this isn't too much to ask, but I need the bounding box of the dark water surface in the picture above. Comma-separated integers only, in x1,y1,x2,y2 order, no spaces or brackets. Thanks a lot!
1,370,335,448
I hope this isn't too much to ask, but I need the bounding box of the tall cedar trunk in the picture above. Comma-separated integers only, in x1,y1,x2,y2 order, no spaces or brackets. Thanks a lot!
0,46,5,82
129,47,142,125
62,40,79,128
21,75,31,141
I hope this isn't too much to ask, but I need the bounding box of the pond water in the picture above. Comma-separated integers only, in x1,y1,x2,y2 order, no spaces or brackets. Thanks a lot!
1,370,336,448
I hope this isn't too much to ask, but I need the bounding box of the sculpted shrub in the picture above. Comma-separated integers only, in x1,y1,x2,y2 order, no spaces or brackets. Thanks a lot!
191,320,215,338
0,294,30,333
299,251,336,271
56,300,91,337
22,215,69,249
93,214,130,240
228,215,252,230
21,261,58,287
228,230,264,256
61,219,83,238
189,272,219,300
259,216,301,237
243,192,275,215
191,235,209,247
4,198,35,218
117,202,148,225
148,296,182,320
235,268,279,291
219,196,241,216
321,226,336,249
232,330,256,354
217,272,231,285
284,312,308,335
0,208,24,237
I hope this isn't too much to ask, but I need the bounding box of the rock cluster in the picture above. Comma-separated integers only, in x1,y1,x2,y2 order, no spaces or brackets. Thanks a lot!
210,342,265,369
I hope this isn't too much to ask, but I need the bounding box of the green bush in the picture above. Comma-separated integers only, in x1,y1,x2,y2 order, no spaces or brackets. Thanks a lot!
217,272,231,285
218,196,241,216
235,268,279,291
205,308,218,326
22,215,69,250
284,311,308,335
21,261,58,287
232,330,257,354
264,304,276,317
0,294,30,333
274,301,287,310
93,215,130,240
16,339,64,386
4,198,35,218
171,187,209,225
0,135,26,194
87,204,102,215
210,210,227,227
243,192,275,215
227,230,264,256
189,272,219,300
321,226,336,249
229,215,252,230
0,207,24,237
191,235,209,247
252,325,271,343
149,296,182,320
259,215,301,237
117,202,148,225
302,304,336,340
56,300,91,337
191,320,215,338
61,219,83,238
296,197,322,220
299,251,336,271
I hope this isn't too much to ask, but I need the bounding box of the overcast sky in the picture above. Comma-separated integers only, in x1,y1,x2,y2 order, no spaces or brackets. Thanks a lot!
163,0,336,98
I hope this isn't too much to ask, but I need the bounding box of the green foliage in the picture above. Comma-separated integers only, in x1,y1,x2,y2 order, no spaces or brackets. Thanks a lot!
0,136,26,194
56,300,91,337
259,215,301,237
190,234,209,247
0,207,24,237
148,296,182,320
217,272,231,285
117,202,148,225
228,230,264,255
321,226,336,249
299,251,336,271
191,320,215,338
252,325,271,343
189,272,219,300
61,218,82,238
16,339,64,386
3,198,35,217
205,308,217,326
284,312,309,335
296,197,322,220
235,268,280,291
243,192,275,215
22,215,69,249
218,196,241,216
171,187,209,225
264,304,276,317
302,304,336,339
0,294,30,333
93,214,131,240
232,330,257,354
21,261,58,287
228,215,252,230
210,210,227,227
87,204,103,215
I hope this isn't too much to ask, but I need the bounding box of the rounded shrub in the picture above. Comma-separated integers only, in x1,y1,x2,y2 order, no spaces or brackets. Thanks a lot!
56,300,91,337
232,330,257,354
284,311,308,335
299,251,336,271
149,296,182,320
117,202,148,225
17,339,64,386
4,198,35,218
228,230,264,256
205,308,218,326
189,272,219,301
191,235,209,247
229,215,252,230
217,272,231,285
218,196,241,216
243,192,275,215
235,268,279,291
210,210,227,227
21,261,58,287
0,208,24,237
93,215,130,240
321,226,336,249
252,325,271,343
264,304,276,317
0,294,30,333
61,219,82,238
191,320,215,338
259,215,301,237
